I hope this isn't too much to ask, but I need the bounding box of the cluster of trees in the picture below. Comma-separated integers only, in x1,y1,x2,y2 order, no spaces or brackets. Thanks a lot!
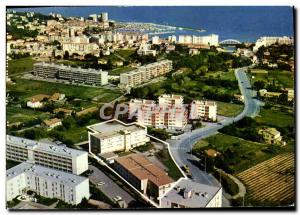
219,117,261,143
9,52,30,59
147,127,171,140
7,24,39,40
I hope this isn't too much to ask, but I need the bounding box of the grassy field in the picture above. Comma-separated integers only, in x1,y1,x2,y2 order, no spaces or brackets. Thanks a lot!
155,148,183,180
8,57,35,76
205,70,236,81
237,153,294,206
256,107,294,128
109,66,135,76
7,105,52,124
251,69,294,88
217,101,244,117
114,49,136,61
193,133,280,174
8,78,122,102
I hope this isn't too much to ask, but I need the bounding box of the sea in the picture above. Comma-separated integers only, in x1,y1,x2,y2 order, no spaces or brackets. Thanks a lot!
9,6,294,42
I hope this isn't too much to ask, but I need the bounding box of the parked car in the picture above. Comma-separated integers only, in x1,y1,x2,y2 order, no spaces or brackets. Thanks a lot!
97,181,105,186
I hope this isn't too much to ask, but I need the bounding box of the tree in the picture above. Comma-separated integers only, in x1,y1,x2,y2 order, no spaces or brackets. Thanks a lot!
253,80,266,91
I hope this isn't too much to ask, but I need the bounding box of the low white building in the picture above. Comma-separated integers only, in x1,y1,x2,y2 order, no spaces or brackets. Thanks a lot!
87,119,150,154
6,135,88,175
6,162,90,205
190,100,217,122
159,178,222,208
137,43,156,56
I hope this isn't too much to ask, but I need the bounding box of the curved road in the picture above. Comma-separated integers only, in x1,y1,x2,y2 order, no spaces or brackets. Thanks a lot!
167,67,261,204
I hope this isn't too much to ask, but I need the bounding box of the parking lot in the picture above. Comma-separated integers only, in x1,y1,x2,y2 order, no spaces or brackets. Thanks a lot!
88,165,136,206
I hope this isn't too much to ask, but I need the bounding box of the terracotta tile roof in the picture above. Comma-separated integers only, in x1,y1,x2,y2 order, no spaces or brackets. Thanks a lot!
115,154,174,187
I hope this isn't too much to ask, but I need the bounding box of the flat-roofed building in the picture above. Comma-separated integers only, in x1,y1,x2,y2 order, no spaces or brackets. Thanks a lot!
6,135,88,175
6,162,90,205
190,100,217,122
178,34,219,46
119,60,172,88
114,154,175,199
87,119,150,154
33,62,108,86
159,178,222,208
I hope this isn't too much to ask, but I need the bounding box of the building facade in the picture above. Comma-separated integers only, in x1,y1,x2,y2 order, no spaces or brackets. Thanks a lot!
253,36,294,52
87,119,150,154
159,178,222,208
33,62,108,86
6,135,88,175
129,94,188,130
119,60,172,88
6,162,90,205
190,100,217,121
178,34,219,46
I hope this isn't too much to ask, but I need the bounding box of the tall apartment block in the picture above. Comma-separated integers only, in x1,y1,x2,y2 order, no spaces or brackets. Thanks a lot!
6,162,90,205
33,62,108,86
119,60,172,88
87,119,150,155
129,94,188,130
6,135,88,175
190,100,217,122
178,34,219,46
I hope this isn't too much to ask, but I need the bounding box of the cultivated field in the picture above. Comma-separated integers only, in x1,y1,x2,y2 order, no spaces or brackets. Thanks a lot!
237,153,295,206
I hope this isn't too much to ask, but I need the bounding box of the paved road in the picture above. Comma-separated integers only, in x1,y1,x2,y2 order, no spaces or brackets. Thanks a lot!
88,165,136,206
168,67,261,206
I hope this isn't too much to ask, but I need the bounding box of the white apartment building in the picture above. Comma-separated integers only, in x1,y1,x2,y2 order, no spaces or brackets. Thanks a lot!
159,178,222,208
178,34,219,46
6,135,88,175
152,36,160,45
119,60,172,88
129,94,188,130
168,35,177,43
33,62,108,86
87,119,150,154
62,42,99,56
253,36,294,52
6,162,90,205
190,100,217,122
137,43,157,56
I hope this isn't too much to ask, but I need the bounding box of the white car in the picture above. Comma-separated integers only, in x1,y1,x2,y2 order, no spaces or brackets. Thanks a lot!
97,181,105,186
113,196,122,202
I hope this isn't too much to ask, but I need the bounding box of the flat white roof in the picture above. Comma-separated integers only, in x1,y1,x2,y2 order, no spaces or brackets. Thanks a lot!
7,135,87,158
160,178,221,207
7,162,88,186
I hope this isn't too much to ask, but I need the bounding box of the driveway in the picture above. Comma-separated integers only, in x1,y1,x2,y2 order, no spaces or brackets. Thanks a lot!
88,165,136,206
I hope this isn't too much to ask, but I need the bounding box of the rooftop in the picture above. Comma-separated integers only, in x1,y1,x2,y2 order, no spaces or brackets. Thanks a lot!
35,62,108,75
7,162,87,185
7,135,87,157
87,119,146,139
43,118,62,126
115,154,174,187
160,178,221,207
27,94,50,102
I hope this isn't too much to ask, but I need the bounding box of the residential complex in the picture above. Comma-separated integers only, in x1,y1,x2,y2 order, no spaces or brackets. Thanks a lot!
33,62,108,86
87,119,150,154
119,60,172,88
190,100,218,122
6,162,90,205
253,36,294,52
178,34,219,46
129,94,188,130
114,154,175,199
6,135,88,175
159,178,222,208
